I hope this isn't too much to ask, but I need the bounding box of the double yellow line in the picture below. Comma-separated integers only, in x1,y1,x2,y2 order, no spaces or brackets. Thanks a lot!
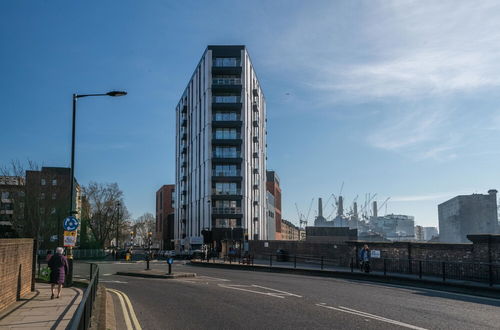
107,288,142,330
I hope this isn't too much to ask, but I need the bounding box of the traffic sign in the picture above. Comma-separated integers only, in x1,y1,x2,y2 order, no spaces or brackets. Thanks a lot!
167,258,174,265
64,230,78,247
63,216,79,231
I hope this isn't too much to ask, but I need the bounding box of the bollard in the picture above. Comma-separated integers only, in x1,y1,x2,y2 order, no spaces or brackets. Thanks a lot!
168,263,172,275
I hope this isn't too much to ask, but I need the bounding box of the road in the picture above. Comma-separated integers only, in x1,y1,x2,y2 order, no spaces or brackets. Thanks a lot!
74,260,500,330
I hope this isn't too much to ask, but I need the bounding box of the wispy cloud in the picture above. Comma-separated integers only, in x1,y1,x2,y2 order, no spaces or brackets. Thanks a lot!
391,190,472,202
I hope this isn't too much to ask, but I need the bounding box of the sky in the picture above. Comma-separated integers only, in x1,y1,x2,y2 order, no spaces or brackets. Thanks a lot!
1,1,500,228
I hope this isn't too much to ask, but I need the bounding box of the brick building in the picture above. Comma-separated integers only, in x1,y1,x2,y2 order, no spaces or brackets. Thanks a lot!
25,167,81,248
0,176,25,237
156,184,175,249
281,219,300,240
266,171,282,240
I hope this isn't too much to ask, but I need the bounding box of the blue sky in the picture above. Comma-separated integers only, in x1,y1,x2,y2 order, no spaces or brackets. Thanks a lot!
1,1,500,228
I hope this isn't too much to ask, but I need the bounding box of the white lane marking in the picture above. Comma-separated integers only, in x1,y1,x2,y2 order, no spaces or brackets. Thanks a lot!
103,273,113,276
355,281,500,303
198,276,230,282
108,289,132,330
251,285,303,298
218,284,285,298
100,280,128,284
108,288,142,330
316,304,427,330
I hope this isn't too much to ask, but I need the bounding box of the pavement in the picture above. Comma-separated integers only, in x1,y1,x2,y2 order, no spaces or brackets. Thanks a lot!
0,283,82,330
73,259,500,330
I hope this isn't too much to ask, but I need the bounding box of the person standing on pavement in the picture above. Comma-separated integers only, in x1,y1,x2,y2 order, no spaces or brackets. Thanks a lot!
47,247,69,299
359,244,371,273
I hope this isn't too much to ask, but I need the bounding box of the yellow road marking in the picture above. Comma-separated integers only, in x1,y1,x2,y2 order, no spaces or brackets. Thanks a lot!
107,289,132,330
108,288,142,330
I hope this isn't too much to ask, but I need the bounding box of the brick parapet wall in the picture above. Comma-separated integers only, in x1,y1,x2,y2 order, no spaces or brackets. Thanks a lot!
0,239,33,312
250,235,500,268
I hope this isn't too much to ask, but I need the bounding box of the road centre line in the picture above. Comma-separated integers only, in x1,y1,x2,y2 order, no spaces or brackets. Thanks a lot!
316,303,428,330
108,288,142,330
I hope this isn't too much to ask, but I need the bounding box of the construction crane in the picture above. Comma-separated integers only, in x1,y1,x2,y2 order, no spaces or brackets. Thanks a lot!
305,198,315,224
359,193,377,220
378,197,391,215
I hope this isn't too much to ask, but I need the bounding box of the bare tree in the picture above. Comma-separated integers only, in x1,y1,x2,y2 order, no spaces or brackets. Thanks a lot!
82,182,129,249
133,213,155,247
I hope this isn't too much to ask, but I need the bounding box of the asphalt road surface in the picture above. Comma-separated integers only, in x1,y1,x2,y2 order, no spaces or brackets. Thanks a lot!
74,261,500,330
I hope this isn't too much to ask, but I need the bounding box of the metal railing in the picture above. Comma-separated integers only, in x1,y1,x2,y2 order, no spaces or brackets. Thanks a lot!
212,78,241,85
212,170,241,176
212,189,241,195
212,207,242,214
248,254,500,286
68,263,99,330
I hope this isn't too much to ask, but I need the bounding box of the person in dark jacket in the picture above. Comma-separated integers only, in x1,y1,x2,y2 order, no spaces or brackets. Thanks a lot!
48,247,69,299
359,244,371,273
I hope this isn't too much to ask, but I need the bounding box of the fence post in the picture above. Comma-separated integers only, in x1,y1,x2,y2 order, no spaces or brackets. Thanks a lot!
269,254,272,269
442,261,446,282
90,263,93,281
294,255,297,269
408,258,412,274
419,260,422,279
489,264,493,287
321,256,324,270
350,257,354,272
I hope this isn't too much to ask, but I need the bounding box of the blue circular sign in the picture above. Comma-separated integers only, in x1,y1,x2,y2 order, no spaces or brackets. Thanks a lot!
167,258,174,265
63,216,79,231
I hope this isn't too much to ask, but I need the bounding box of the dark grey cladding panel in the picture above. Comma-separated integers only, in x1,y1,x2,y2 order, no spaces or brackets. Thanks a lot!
208,45,245,57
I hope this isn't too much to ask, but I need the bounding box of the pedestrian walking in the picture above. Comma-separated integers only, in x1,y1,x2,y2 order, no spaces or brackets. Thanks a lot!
47,247,69,299
359,244,371,273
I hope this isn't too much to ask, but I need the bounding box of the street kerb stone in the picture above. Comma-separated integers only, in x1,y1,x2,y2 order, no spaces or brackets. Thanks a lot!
116,270,196,279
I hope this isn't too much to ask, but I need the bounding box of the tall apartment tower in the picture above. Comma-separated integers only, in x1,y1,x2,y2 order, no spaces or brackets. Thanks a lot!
174,46,267,251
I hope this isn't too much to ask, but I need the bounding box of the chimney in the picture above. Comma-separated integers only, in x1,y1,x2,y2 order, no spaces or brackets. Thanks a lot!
353,202,358,220
488,189,497,196
337,196,344,216
318,198,323,217
372,201,378,218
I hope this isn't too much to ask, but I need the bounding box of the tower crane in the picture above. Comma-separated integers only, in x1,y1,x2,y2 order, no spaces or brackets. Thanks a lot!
378,197,391,215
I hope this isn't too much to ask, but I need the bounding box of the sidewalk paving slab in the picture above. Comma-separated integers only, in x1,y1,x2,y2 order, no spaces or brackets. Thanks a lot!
0,283,82,330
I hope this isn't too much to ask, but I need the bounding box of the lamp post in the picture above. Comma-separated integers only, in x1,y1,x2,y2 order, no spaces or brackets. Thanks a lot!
146,231,152,270
67,90,127,284
115,202,121,260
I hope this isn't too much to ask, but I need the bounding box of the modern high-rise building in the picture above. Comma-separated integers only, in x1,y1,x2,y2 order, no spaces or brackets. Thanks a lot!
439,190,498,243
174,45,267,252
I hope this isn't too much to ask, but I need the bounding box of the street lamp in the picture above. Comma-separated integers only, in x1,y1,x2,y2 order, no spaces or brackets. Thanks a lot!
67,90,127,284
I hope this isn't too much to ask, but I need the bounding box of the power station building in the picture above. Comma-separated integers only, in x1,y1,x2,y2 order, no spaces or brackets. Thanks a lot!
174,45,268,252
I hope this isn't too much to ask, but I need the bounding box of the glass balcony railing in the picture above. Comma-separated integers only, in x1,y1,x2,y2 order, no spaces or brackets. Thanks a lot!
213,114,240,121
212,207,242,214
213,96,241,103
212,189,241,195
213,152,241,158
213,170,241,176
213,58,241,67
212,134,241,140
212,78,241,85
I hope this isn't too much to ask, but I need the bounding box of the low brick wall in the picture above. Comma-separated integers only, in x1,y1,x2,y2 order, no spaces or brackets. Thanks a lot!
0,239,34,312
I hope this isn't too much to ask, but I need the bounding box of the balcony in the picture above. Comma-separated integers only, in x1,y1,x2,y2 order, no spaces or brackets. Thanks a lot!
212,135,242,146
212,96,242,110
181,119,187,127
182,105,187,113
212,78,242,92
182,190,187,195
253,120,258,127
252,102,258,112
212,207,242,215
253,184,259,190
212,170,241,177
182,175,187,181
253,168,259,174
181,147,187,154
212,120,242,128
253,136,259,143
253,152,259,158
253,201,259,206
212,59,242,74
212,189,242,199
253,88,259,97
181,133,187,140
181,161,187,168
